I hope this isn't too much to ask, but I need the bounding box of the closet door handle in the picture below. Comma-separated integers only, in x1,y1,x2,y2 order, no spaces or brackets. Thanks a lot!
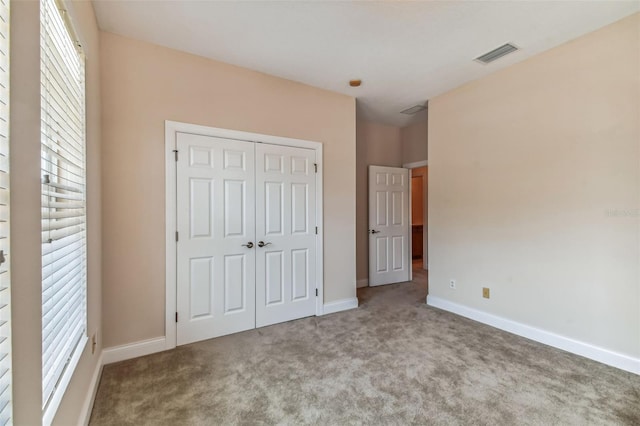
257,241,272,248
241,242,254,248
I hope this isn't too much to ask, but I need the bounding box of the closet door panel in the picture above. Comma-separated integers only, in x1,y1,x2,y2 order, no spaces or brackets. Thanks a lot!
255,144,317,327
176,133,256,345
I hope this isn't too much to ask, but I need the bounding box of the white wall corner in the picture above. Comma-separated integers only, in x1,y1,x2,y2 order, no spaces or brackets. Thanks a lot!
80,352,103,426
323,297,359,315
356,279,369,288
102,337,167,365
426,295,640,375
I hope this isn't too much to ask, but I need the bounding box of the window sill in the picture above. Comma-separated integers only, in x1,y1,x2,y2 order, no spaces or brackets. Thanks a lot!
42,335,88,426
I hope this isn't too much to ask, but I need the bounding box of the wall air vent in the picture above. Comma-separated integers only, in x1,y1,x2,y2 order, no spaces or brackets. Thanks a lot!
400,104,427,115
475,43,519,64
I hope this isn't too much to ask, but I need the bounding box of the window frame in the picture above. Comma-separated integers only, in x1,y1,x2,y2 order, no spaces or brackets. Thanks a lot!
0,0,11,423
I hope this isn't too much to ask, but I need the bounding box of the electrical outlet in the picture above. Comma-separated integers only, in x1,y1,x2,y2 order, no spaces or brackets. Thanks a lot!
449,279,456,289
91,333,97,355
482,287,490,299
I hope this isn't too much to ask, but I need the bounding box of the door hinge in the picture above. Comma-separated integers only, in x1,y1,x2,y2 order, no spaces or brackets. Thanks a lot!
173,149,178,161
175,231,179,242
315,288,318,297
175,312,178,323
314,163,318,173
315,226,318,235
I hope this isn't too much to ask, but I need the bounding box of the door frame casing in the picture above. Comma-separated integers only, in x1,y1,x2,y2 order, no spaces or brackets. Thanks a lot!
164,120,324,350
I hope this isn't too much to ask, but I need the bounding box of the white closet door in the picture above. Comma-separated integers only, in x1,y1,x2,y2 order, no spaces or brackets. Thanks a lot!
368,166,410,286
176,133,256,345
255,144,316,327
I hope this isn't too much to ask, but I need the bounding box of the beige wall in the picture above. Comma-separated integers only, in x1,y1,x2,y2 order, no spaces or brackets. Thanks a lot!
401,112,428,165
355,120,402,281
10,1,42,423
10,0,103,424
429,14,640,358
101,32,356,348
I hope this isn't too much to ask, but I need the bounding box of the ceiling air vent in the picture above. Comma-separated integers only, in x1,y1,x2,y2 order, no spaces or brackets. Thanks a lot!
475,43,519,64
400,104,427,115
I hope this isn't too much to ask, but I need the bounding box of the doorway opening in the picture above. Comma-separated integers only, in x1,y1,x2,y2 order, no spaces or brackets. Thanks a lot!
410,165,427,270
404,161,428,295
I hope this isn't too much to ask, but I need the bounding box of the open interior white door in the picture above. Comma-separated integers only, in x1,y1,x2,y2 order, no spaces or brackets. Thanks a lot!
368,166,410,286
176,133,256,345
255,144,317,327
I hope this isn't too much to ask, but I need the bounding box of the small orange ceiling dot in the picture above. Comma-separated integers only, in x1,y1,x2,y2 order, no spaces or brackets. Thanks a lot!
349,79,362,87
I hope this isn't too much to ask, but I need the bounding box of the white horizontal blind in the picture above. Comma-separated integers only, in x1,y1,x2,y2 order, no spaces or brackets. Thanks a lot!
40,0,86,411
0,0,10,424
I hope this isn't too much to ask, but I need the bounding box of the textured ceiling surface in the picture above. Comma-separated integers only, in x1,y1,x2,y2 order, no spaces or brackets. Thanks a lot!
93,1,639,126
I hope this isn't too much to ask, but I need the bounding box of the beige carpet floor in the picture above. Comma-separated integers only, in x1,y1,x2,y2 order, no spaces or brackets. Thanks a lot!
90,269,639,425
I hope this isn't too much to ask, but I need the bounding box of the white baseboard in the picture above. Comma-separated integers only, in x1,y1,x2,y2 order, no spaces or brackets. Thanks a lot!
323,297,359,315
102,336,167,365
81,352,103,426
356,279,369,288
426,295,640,375
82,337,166,422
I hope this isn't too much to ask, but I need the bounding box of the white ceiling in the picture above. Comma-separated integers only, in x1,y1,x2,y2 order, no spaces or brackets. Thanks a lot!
92,1,639,127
